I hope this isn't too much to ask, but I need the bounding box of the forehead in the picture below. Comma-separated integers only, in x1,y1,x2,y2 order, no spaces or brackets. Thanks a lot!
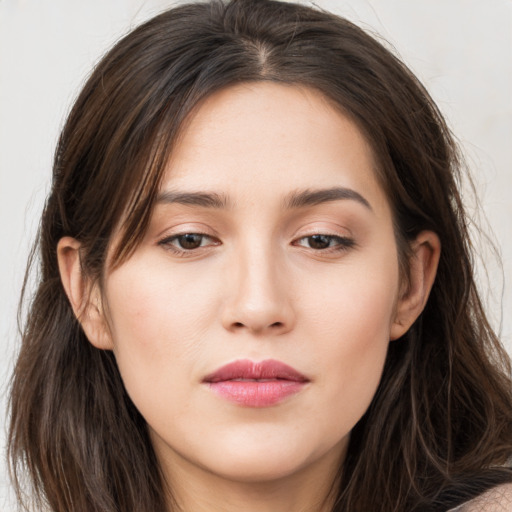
162,82,388,214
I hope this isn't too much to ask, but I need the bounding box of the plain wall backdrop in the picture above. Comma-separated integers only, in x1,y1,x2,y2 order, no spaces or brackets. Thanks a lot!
1,0,511,509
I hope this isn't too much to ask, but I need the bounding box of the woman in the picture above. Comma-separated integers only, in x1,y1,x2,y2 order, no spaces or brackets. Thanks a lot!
8,0,512,510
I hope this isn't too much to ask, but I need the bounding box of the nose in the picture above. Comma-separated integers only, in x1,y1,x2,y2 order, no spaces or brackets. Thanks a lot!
221,245,295,336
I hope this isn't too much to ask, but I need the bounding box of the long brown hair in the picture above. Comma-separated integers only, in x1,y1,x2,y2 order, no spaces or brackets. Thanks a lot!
9,1,512,510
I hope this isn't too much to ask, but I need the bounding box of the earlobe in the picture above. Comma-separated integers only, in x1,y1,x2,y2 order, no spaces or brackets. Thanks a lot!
390,231,441,340
57,237,114,350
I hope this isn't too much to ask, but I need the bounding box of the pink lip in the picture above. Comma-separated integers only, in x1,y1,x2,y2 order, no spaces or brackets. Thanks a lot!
203,359,309,407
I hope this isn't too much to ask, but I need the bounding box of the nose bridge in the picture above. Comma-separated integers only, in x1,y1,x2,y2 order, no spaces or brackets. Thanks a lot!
240,243,278,304
222,237,294,334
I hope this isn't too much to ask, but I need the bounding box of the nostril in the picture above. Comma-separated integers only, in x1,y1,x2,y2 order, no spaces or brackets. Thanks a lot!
231,321,284,330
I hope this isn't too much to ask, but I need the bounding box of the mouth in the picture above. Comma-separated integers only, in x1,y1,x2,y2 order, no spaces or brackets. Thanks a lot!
203,359,309,407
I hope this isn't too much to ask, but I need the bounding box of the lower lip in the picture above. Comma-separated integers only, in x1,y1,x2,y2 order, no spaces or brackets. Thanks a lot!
207,380,306,407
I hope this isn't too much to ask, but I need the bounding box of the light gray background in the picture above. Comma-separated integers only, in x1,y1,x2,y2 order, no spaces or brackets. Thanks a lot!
1,1,511,509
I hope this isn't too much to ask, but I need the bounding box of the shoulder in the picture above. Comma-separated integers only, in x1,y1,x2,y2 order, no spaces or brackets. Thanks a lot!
448,482,512,512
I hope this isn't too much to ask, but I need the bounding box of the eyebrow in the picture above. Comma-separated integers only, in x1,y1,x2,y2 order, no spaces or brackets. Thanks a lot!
156,191,231,209
283,187,372,211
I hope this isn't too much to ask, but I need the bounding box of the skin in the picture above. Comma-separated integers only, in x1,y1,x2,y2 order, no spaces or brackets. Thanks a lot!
58,82,440,512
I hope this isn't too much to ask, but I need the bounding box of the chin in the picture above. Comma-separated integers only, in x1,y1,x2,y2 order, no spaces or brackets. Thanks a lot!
197,428,345,484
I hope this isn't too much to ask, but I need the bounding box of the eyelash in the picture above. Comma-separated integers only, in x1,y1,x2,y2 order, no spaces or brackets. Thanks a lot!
157,233,355,257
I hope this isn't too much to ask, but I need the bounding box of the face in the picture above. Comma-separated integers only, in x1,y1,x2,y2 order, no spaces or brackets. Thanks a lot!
100,83,404,487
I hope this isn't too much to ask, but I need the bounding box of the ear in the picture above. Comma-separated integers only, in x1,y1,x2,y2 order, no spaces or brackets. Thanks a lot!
57,237,114,350
390,231,441,340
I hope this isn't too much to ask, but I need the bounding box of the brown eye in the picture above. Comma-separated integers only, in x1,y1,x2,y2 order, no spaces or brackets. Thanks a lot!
176,233,205,250
307,235,332,249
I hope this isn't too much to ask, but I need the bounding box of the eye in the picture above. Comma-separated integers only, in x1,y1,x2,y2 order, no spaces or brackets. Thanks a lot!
158,233,219,253
294,234,355,251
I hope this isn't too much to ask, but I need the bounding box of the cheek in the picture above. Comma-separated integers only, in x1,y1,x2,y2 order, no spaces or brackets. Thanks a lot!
102,259,218,404
302,250,399,343
106,257,215,342
299,253,399,425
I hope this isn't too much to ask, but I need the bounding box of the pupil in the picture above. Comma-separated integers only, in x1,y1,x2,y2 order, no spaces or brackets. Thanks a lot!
309,235,330,249
179,234,202,249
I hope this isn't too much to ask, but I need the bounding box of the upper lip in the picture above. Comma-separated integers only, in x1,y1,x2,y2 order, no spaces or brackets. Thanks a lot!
203,359,309,383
